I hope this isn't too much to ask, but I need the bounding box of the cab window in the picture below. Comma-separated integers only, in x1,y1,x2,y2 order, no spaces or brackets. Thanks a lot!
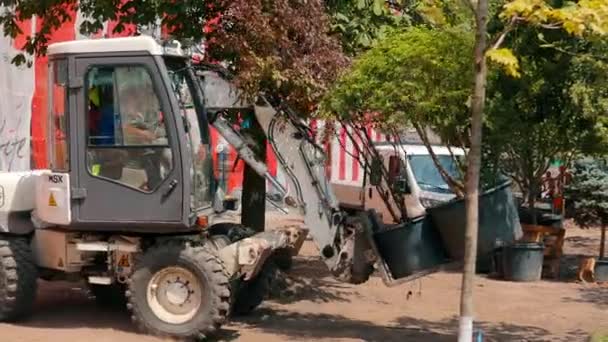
85,65,173,192
49,59,69,171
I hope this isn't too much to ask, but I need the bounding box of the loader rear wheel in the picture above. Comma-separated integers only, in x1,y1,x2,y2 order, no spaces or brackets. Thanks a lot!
0,237,38,322
126,243,230,340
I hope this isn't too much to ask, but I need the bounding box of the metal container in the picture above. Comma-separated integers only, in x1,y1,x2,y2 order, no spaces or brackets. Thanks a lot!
427,181,523,261
502,242,544,282
373,215,449,279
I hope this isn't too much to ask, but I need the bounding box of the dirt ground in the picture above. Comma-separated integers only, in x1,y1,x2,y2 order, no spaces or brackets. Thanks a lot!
1,216,607,342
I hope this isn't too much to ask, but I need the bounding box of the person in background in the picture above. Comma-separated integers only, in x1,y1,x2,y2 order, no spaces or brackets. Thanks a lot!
542,171,556,200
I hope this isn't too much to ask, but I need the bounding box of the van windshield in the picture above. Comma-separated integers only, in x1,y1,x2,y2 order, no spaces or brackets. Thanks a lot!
408,154,461,194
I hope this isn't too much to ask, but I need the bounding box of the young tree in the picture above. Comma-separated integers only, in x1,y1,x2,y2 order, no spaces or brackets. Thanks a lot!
566,157,608,260
321,26,475,197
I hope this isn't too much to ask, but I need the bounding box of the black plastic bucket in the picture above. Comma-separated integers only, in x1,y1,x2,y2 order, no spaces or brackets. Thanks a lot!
595,259,608,282
502,242,544,282
373,215,449,279
427,181,523,262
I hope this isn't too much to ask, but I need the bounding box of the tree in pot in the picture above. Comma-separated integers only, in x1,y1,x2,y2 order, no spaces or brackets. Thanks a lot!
566,157,608,282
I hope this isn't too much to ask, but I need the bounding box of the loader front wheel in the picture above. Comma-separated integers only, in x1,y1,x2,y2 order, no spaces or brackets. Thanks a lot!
0,237,38,322
126,243,230,340
231,260,278,316
208,223,278,315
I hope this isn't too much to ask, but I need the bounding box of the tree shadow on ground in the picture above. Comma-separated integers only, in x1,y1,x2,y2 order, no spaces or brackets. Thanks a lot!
562,284,608,310
269,256,355,304
233,308,452,341
395,316,588,342
234,308,588,342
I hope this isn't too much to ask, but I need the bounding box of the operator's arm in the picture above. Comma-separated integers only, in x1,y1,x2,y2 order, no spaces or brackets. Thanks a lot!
123,112,157,144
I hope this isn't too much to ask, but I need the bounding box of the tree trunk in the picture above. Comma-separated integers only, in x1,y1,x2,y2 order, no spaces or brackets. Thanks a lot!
600,224,606,260
528,178,538,225
459,0,488,340
240,115,267,233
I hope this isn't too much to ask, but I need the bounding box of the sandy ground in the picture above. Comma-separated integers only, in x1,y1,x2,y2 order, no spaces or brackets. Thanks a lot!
1,217,607,342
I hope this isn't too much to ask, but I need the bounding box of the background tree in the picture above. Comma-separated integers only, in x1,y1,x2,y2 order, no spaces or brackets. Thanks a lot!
566,157,608,260
324,0,473,56
483,27,608,216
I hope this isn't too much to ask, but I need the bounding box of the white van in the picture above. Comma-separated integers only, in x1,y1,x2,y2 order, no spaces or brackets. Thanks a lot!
331,141,465,224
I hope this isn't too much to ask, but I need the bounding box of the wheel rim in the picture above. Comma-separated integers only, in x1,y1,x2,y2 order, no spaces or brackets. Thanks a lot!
147,266,203,324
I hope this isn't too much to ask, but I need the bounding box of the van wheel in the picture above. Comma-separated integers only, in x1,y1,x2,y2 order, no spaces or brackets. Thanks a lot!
0,237,38,322
126,243,230,340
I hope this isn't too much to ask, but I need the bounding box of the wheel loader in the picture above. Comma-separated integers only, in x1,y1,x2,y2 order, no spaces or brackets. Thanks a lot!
0,36,522,341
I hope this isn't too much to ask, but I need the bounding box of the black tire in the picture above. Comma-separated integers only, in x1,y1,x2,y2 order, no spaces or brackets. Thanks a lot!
208,223,256,243
89,283,127,308
0,237,38,322
272,248,294,272
126,243,230,340
231,260,277,316
208,223,278,315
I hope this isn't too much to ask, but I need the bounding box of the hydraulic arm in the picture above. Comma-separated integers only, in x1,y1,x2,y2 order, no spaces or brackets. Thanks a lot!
199,68,381,283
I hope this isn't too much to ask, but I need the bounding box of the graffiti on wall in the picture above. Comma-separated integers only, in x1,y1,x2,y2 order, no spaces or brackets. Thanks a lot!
0,23,36,171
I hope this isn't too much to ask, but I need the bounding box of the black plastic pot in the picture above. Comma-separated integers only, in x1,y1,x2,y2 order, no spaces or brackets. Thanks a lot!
373,215,449,279
427,181,523,262
518,206,563,228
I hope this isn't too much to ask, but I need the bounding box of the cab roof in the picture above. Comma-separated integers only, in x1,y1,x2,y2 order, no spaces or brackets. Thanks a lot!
48,36,184,57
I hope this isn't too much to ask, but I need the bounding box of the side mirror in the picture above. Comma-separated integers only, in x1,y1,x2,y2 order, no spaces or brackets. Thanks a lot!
369,157,383,186
394,176,411,195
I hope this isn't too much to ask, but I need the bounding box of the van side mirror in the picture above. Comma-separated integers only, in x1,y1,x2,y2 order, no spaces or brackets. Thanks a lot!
369,157,382,186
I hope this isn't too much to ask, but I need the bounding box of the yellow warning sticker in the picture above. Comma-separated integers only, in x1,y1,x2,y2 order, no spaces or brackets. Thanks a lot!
118,255,130,268
48,193,57,207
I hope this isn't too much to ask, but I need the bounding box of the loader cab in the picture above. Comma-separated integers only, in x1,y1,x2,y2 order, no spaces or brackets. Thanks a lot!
42,37,215,233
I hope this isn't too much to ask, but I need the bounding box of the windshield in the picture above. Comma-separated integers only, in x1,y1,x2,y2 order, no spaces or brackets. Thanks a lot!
408,154,461,194
165,58,213,211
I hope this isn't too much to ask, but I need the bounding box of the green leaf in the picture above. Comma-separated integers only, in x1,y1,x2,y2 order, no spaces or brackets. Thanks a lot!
356,0,367,10
373,0,383,16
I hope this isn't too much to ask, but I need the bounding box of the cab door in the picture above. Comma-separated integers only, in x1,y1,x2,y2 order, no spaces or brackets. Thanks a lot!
70,55,186,230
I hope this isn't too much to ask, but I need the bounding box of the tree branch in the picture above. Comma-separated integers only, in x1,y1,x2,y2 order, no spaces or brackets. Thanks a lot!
414,123,465,197
488,16,519,51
